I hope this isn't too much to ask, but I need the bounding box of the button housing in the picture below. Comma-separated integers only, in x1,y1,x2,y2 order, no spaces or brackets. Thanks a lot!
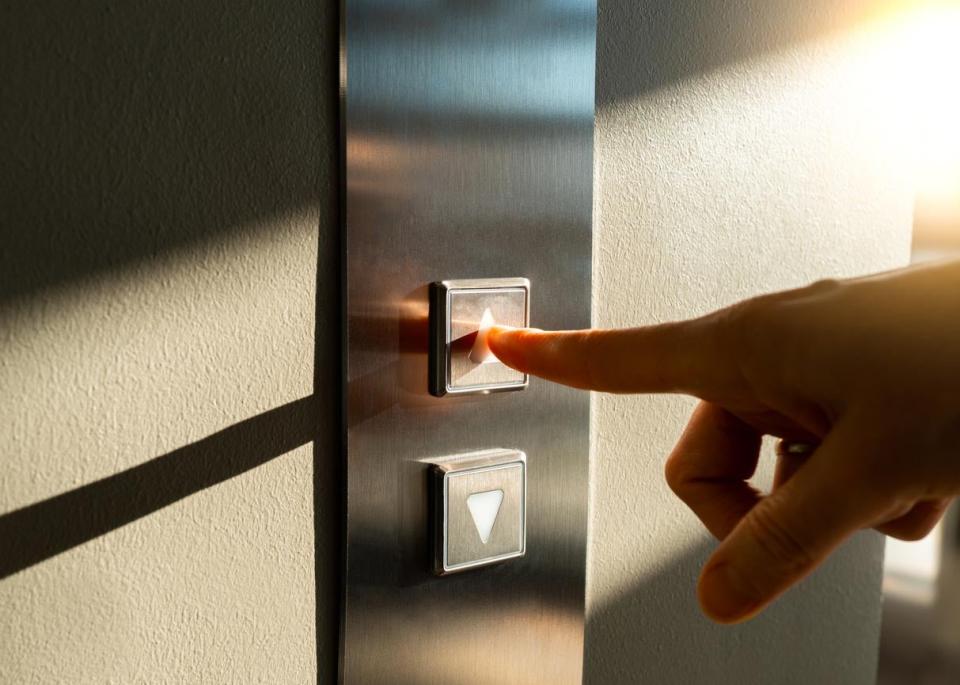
429,278,530,396
431,449,527,575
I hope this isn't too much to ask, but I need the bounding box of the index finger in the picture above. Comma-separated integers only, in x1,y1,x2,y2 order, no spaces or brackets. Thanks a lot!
486,315,741,395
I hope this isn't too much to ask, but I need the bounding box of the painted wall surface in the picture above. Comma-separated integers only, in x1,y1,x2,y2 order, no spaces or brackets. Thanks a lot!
1,0,912,683
0,1,339,682
586,1,913,683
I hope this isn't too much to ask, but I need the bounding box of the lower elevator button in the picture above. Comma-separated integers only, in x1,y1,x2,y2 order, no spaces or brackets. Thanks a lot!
431,449,526,575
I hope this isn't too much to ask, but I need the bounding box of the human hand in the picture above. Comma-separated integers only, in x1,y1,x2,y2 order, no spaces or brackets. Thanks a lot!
487,260,960,623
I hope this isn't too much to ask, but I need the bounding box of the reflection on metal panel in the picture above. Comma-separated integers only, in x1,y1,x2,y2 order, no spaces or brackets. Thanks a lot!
341,0,595,682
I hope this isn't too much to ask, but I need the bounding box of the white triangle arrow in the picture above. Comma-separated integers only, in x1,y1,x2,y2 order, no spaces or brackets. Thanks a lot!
466,489,504,544
469,308,500,365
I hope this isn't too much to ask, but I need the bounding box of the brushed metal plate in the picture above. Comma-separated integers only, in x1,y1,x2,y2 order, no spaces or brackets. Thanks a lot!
341,0,595,682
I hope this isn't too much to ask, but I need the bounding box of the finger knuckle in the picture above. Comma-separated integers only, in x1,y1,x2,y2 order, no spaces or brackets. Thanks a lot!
887,523,937,542
719,297,772,349
745,501,816,575
664,454,691,495
718,292,815,401
806,278,843,295
713,299,778,385
881,500,949,541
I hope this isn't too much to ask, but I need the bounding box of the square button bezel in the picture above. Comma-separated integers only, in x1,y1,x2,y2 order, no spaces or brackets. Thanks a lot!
430,449,527,575
428,277,530,397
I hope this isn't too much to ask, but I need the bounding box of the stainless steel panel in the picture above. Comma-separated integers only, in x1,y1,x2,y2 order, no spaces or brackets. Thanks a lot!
341,0,595,681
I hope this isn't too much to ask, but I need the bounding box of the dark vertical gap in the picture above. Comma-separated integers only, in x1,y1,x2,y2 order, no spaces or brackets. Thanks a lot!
335,0,350,680
313,0,345,681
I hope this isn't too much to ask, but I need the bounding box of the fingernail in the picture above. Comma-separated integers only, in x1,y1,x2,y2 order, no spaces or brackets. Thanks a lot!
699,563,761,624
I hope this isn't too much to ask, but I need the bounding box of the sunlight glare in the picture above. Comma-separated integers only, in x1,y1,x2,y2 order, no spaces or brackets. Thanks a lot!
874,3,960,209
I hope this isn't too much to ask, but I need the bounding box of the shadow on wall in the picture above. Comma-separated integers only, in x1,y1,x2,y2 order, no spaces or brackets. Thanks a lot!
585,532,884,685
0,396,318,581
0,0,900,311
597,0,902,106
0,0,340,682
0,0,331,306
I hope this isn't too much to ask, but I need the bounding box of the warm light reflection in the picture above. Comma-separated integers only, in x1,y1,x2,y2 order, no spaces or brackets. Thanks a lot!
872,2,960,211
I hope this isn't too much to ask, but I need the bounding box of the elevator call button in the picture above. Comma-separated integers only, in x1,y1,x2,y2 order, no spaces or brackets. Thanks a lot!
431,449,527,575
429,278,530,396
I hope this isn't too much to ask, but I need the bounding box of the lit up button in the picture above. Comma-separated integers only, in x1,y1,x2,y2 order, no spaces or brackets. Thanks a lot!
431,449,526,575
468,308,498,364
429,278,529,396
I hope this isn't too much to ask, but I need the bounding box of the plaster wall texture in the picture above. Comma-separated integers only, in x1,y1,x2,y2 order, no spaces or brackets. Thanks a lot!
0,0,914,684
0,0,339,682
585,1,913,683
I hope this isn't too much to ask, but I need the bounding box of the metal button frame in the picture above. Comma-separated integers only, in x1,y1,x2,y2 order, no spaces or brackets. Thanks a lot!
428,278,530,397
431,449,527,575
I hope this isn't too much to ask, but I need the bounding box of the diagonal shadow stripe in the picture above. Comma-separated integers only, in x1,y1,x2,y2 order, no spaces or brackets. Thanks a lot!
0,395,318,580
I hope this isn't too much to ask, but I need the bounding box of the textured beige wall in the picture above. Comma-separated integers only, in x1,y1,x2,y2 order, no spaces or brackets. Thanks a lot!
0,0,339,682
586,1,913,683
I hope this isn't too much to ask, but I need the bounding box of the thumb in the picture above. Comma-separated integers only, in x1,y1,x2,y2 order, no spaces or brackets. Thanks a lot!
697,421,885,623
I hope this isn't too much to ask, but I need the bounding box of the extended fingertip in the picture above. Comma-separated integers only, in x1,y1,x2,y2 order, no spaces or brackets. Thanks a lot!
487,325,529,370
486,325,519,350
488,325,542,354
698,562,763,624
488,325,542,338
486,325,518,338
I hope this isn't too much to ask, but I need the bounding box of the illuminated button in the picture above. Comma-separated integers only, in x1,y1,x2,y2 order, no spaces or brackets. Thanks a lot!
429,278,530,396
468,308,498,365
466,489,504,543
431,449,526,575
